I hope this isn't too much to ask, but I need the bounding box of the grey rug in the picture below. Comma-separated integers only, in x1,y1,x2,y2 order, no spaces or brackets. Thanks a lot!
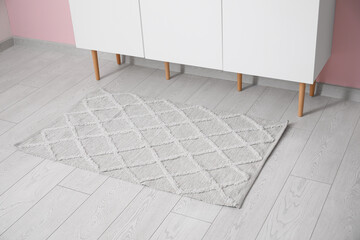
17,89,287,208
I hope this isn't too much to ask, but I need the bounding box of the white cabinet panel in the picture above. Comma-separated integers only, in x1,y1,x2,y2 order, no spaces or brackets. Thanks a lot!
69,0,144,57
140,0,222,70
223,0,323,84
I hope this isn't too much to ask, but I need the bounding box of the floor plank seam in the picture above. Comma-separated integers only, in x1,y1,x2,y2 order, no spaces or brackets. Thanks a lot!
307,183,333,240
146,197,182,240
307,115,360,240
103,66,156,91
327,113,360,187
0,166,75,237
56,184,91,196
288,97,330,180
170,211,213,224
290,127,313,132
152,71,181,98
253,97,330,239
0,49,47,79
0,61,111,139
253,110,321,240
45,174,109,240
279,93,297,121
0,149,16,164
181,78,212,105
4,60,107,123
211,85,235,110
245,87,269,115
19,81,49,89
187,81,211,102
289,174,332,185
0,85,39,114
200,206,224,240
0,66,96,126
17,55,65,86
0,51,62,94
0,158,45,198
0,118,17,124
96,185,145,240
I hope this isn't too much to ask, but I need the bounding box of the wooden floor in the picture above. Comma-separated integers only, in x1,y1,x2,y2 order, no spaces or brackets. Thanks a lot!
0,45,359,240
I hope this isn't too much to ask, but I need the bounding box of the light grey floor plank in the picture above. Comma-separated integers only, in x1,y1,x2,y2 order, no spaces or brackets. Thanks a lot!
99,188,180,240
248,87,297,121
186,77,234,109
0,84,38,112
215,84,266,114
158,74,208,103
256,176,330,240
0,62,130,149
292,99,360,183
203,128,311,240
0,149,15,163
172,197,221,223
281,94,330,131
104,65,156,93
59,168,108,195
0,160,73,234
48,178,142,240
0,51,64,93
19,53,99,88
0,152,43,195
149,213,210,240
0,46,46,76
0,186,87,240
0,61,106,123
131,69,179,97
0,120,14,135
0,46,25,64
310,119,360,240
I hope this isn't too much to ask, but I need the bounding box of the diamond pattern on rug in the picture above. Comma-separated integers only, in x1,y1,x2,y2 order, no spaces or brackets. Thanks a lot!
16,89,287,208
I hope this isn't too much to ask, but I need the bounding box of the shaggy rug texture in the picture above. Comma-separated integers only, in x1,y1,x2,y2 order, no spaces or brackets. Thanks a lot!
17,89,287,208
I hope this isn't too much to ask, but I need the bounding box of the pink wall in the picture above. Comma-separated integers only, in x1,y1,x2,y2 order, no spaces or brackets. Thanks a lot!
317,0,360,89
3,0,360,88
5,0,75,45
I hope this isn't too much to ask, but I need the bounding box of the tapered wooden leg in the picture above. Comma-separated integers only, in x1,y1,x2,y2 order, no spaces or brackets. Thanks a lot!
237,73,243,91
164,62,170,80
91,50,100,80
116,54,121,65
298,83,306,117
309,81,316,97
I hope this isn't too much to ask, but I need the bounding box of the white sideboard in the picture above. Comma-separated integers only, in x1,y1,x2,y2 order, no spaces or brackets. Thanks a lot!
68,0,336,117
68,0,144,57
223,0,336,84
140,0,222,70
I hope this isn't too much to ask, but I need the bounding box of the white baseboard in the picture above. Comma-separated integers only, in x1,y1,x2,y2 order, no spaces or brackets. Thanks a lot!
11,36,360,103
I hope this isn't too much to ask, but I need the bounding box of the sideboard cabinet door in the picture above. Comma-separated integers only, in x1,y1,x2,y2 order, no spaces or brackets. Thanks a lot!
69,0,144,57
223,0,335,84
140,0,222,70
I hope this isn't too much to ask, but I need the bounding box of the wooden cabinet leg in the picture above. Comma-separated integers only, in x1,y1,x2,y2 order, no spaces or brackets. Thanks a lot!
164,62,170,80
309,81,316,97
298,83,306,117
237,73,243,91
91,50,100,80
116,54,121,65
